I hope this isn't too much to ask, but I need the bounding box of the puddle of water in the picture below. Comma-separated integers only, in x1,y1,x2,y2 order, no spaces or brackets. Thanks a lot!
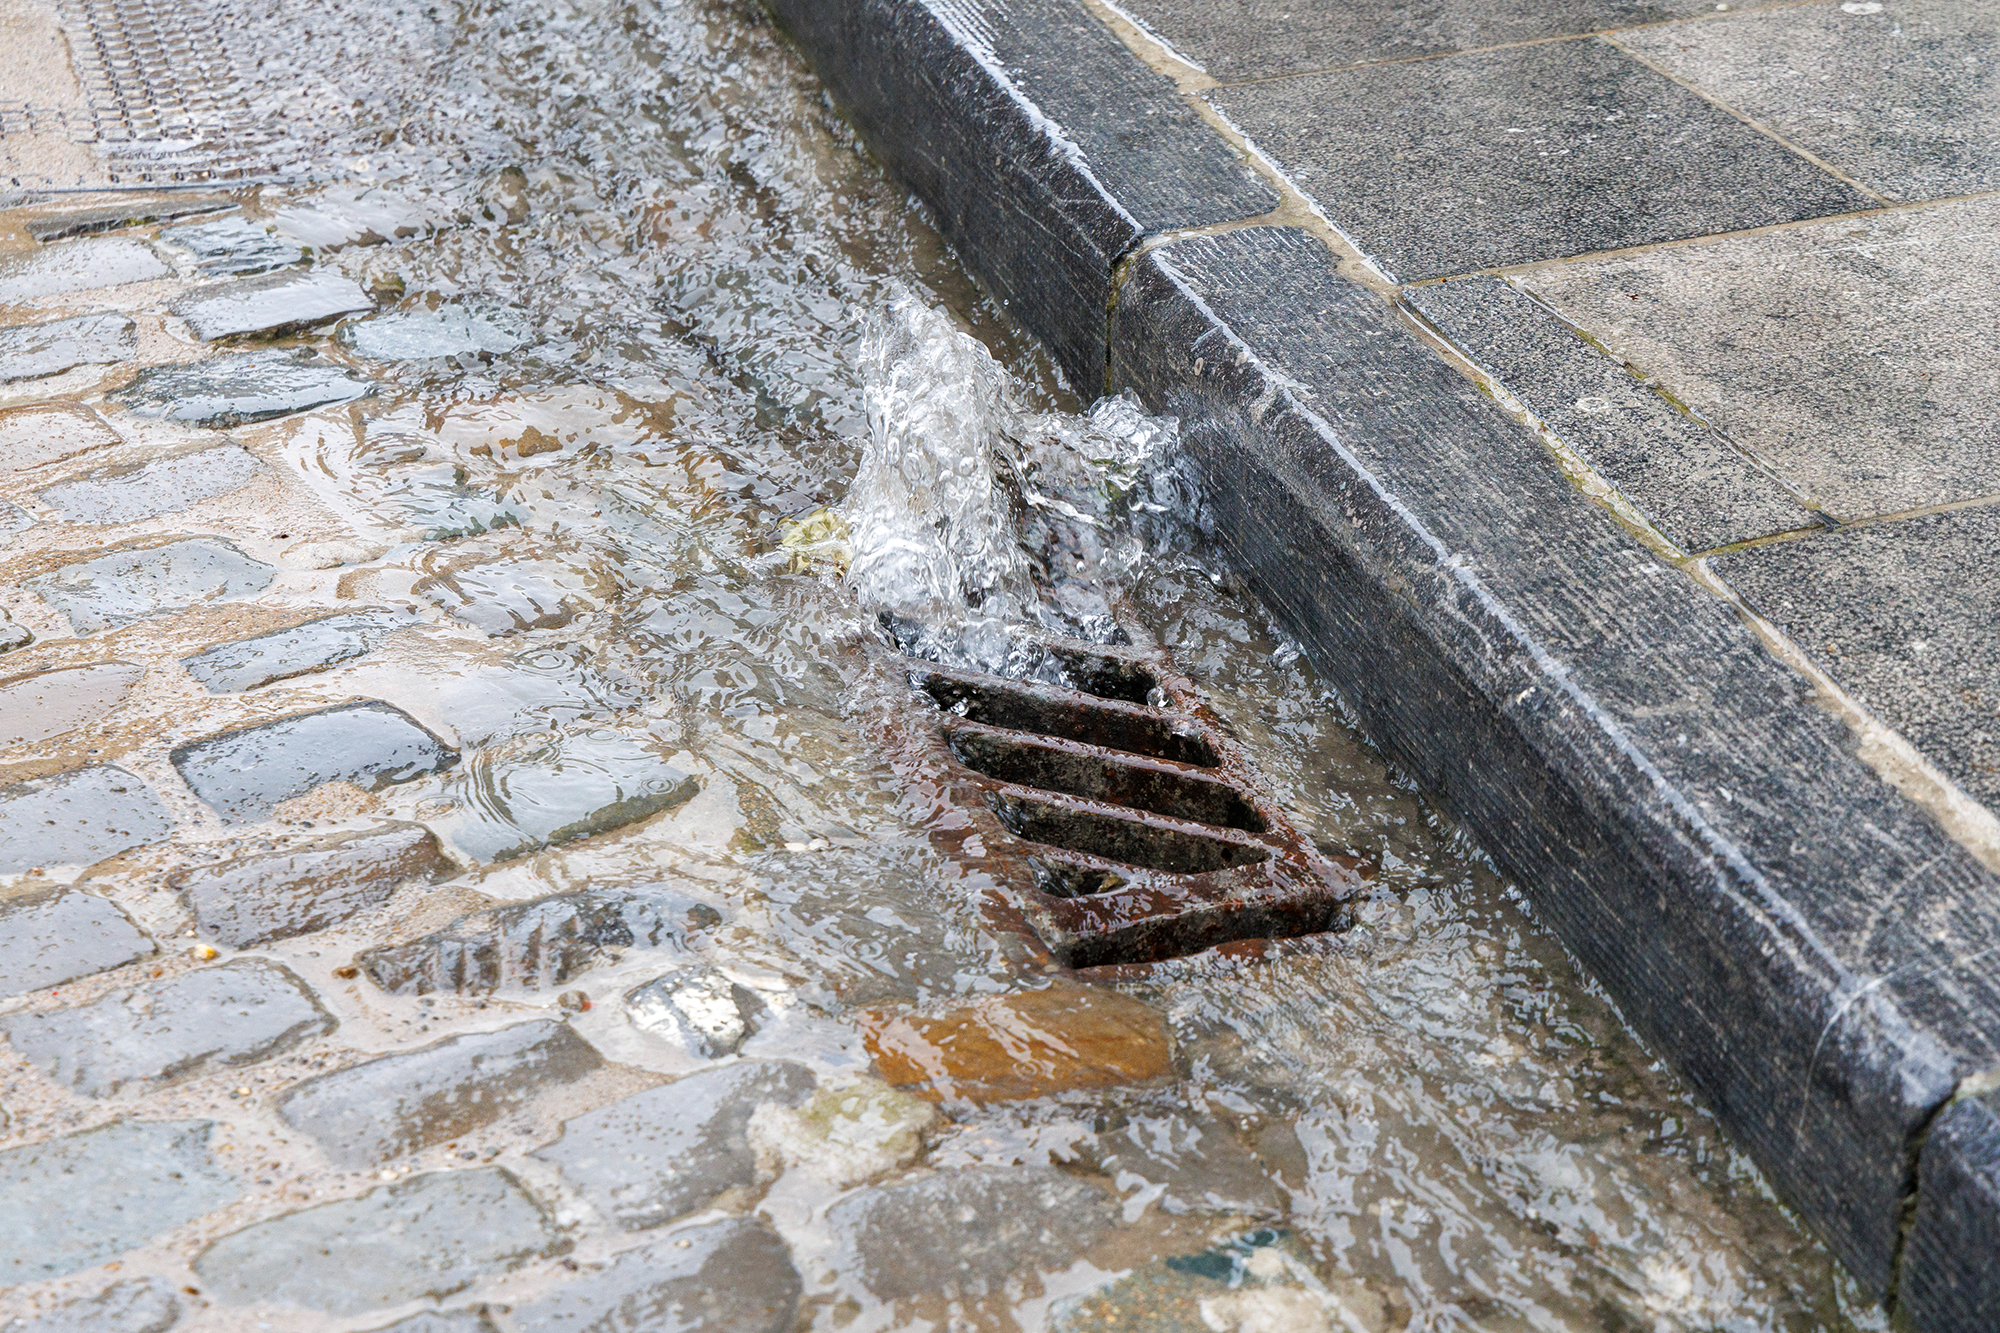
0,0,1888,1329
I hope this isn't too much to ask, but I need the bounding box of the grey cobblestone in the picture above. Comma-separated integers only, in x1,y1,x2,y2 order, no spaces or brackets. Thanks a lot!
25,538,275,633
110,350,374,427
0,403,120,473
171,269,374,341
0,1120,240,1282
623,966,765,1058
193,1167,565,1315
0,661,143,747
181,610,411,692
0,239,169,303
169,701,459,823
34,445,264,524
0,886,156,999
173,820,449,947
0,765,174,873
0,1277,180,1333
506,1218,801,1333
154,216,304,276
277,1019,603,1167
1,958,335,1097
0,314,136,384
534,1061,814,1231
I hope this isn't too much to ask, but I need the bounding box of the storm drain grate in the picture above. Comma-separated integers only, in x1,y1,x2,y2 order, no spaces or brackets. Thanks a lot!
898,635,1368,970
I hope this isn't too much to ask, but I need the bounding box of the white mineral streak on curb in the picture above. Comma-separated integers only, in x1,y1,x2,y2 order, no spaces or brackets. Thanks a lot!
1689,558,2000,877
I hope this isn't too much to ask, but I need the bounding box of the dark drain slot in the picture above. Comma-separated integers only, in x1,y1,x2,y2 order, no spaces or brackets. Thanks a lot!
920,672,1219,768
1039,644,1158,704
950,728,1267,832
990,792,1271,874
1031,860,1130,899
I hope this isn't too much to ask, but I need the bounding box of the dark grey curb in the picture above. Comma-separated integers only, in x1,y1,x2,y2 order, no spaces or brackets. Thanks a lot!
763,0,1275,391
762,0,2000,1320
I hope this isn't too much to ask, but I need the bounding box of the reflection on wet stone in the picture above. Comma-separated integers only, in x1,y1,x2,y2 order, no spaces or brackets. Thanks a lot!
533,1061,815,1230
171,269,375,341
272,186,430,250
825,1167,1116,1301
0,958,335,1097
1074,1114,1286,1219
0,239,169,303
357,884,724,996
111,350,373,427
416,552,614,636
170,700,459,823
0,765,174,872
426,642,647,746
0,314,137,383
0,1276,184,1333
26,537,274,632
193,1167,565,1315
624,965,765,1058
171,820,449,947
182,610,409,692
155,215,304,276
345,302,531,360
0,887,156,999
507,1218,802,1333
0,1121,240,1282
277,1019,603,1167
34,445,264,523
436,729,697,861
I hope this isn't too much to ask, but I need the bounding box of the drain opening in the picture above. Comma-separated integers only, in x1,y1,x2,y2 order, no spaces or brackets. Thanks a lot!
989,792,1271,874
949,727,1266,832
1036,643,1159,704
919,670,1218,768
1030,860,1131,899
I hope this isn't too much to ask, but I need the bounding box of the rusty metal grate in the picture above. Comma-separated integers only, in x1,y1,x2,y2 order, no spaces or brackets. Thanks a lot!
895,632,1368,970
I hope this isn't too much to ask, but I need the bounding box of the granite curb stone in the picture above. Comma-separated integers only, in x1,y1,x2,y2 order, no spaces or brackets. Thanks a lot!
764,0,1275,390
1900,1087,2000,1330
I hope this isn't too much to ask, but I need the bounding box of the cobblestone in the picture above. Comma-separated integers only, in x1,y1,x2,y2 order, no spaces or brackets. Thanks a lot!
193,1167,564,1315
25,537,274,633
171,820,449,947
0,958,335,1097
0,1120,240,1282
171,269,374,341
169,700,459,823
0,886,155,999
623,966,765,1058
154,215,304,276
0,313,135,383
436,729,697,861
0,239,169,303
506,1218,801,1333
534,1060,815,1231
0,662,143,747
0,403,119,472
277,1018,603,1167
181,610,410,691
33,444,264,524
110,350,374,427
0,1278,181,1333
0,765,174,872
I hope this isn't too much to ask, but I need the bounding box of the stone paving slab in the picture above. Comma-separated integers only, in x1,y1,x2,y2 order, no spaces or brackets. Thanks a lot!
1,958,335,1097
1711,506,2000,806
0,238,169,304
0,765,174,872
1117,0,1723,80
1403,275,1822,551
0,886,156,999
170,268,374,341
1619,0,2000,203
34,444,264,524
1206,38,1874,281
181,610,411,692
278,1019,603,1167
172,820,449,946
111,350,375,427
26,537,275,633
0,403,119,473
192,1167,565,1315
2,1277,182,1333
169,700,459,823
0,313,135,384
506,1218,802,1333
0,661,143,746
1515,193,2000,522
0,1120,241,1282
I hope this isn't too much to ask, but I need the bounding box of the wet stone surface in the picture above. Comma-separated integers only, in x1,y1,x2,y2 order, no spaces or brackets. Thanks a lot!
192,1167,564,1315
358,885,724,996
0,887,156,999
506,1218,802,1333
0,610,29,654
1073,1114,1287,1220
624,965,766,1058
0,765,174,873
0,314,136,383
0,1276,182,1333
171,269,374,341
277,1018,603,1167
181,610,410,692
170,701,459,823
0,239,169,304
0,958,335,1098
825,1166,1117,1300
0,403,120,473
111,350,374,427
533,1060,815,1230
21,195,231,243
33,445,264,524
345,303,530,361
0,498,28,539
435,729,698,861
0,661,143,746
171,820,449,947
359,1313,497,1333
0,1121,240,1282
26,537,274,633
154,216,304,276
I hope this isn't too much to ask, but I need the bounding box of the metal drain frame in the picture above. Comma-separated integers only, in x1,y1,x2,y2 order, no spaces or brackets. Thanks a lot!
897,635,1369,970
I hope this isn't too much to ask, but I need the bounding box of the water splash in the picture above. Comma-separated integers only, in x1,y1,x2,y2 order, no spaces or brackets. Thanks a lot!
836,290,1176,673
